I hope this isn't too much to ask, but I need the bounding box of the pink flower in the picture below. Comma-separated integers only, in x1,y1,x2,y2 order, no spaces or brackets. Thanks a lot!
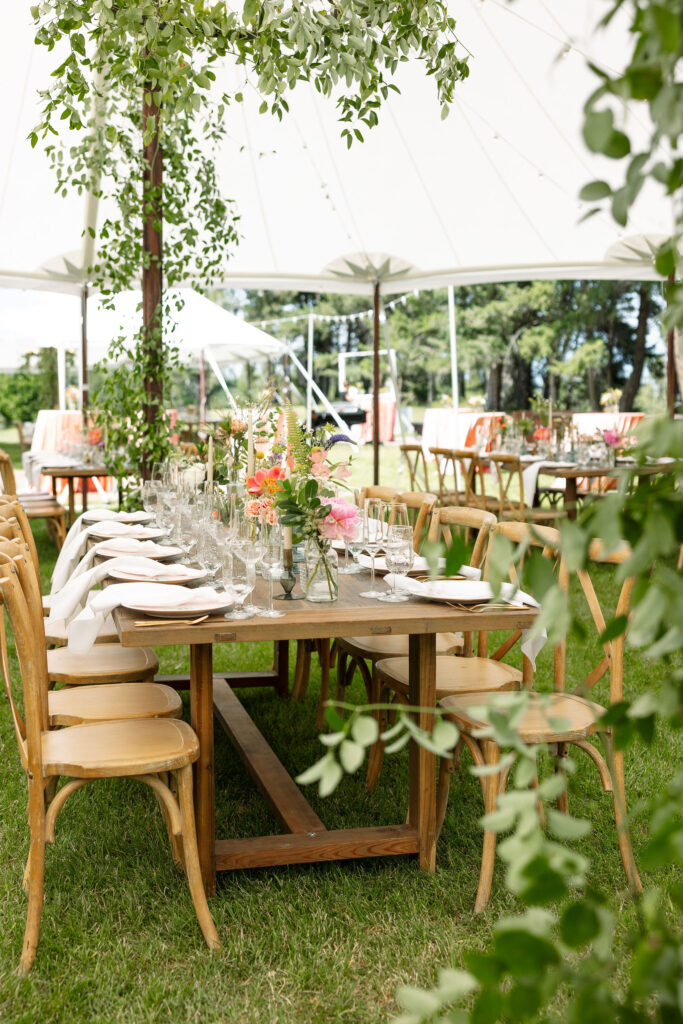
318,499,360,542
336,462,352,479
603,429,621,448
310,449,331,479
246,466,286,495
245,499,262,519
263,505,277,527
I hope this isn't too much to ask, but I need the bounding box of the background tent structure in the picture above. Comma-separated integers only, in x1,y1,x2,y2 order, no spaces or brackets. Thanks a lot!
0,0,675,470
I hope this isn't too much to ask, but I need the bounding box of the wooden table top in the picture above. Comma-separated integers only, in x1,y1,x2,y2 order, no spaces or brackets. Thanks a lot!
42,464,110,478
114,571,538,648
479,455,675,480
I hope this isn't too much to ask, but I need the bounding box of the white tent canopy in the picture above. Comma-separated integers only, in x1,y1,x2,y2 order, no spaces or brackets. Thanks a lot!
0,0,673,298
85,290,287,366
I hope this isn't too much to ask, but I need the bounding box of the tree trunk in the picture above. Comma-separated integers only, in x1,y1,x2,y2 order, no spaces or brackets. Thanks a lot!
587,366,599,410
620,285,649,411
486,363,502,410
141,81,163,480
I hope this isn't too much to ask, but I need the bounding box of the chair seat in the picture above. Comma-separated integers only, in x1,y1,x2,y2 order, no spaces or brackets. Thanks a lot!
341,632,463,661
42,717,199,777
376,655,522,698
45,614,119,647
47,644,158,685
48,682,183,726
440,691,605,743
501,507,566,523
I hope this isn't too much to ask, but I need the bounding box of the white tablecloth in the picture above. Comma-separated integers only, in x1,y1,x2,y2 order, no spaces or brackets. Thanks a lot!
421,410,503,455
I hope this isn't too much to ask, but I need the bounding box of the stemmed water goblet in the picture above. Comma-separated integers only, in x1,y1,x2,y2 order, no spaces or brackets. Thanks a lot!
233,514,263,615
378,525,414,602
223,562,256,619
196,525,223,583
359,499,386,599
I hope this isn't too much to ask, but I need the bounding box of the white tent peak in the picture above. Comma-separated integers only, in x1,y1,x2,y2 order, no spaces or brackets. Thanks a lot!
324,252,417,285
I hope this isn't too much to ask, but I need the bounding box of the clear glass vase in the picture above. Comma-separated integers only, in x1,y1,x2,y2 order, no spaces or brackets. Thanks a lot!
304,538,339,602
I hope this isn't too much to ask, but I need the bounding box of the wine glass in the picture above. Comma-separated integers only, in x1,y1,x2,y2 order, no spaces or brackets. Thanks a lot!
233,514,263,614
359,499,386,599
141,480,160,516
197,526,223,583
260,515,285,618
378,525,414,602
224,562,256,620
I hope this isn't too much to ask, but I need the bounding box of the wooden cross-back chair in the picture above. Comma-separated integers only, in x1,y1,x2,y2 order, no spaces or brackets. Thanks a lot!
336,506,497,791
399,444,431,493
0,537,181,728
292,489,437,728
0,449,67,549
428,448,464,506
0,505,159,684
449,449,499,513
489,453,565,525
371,521,562,804
0,550,218,971
439,538,641,911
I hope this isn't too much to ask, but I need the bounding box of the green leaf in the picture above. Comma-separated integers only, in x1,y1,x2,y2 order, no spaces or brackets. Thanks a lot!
436,968,478,1002
579,180,612,201
583,109,614,151
560,901,601,947
599,614,628,643
319,757,343,797
339,739,364,774
648,4,681,52
431,718,459,753
546,809,591,841
351,715,379,747
396,985,443,1016
494,929,560,976
603,130,631,159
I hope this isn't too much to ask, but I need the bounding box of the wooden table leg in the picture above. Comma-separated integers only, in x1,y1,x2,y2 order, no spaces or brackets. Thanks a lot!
190,643,215,895
408,633,437,871
565,477,578,520
82,478,88,515
274,640,289,699
67,479,76,527
51,476,57,498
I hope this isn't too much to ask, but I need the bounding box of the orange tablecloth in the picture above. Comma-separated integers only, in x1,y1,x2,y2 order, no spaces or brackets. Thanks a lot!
29,410,113,495
421,410,503,453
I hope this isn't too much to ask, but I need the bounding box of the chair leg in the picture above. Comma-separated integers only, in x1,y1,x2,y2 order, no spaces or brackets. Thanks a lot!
436,752,457,839
365,675,389,794
335,649,348,703
175,765,220,950
20,778,46,972
315,640,331,732
292,640,309,700
475,739,502,914
555,741,569,814
604,736,642,892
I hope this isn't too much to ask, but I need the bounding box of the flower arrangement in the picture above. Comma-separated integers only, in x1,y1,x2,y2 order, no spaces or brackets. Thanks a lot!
603,428,621,448
533,426,551,442
274,405,359,600
600,387,622,408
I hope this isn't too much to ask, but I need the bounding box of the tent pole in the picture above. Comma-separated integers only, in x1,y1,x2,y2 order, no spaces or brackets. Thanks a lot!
306,312,314,429
667,272,676,416
373,282,380,485
448,285,460,447
141,77,163,481
380,304,406,446
285,345,350,434
199,350,207,424
57,343,66,412
204,346,238,411
81,283,89,413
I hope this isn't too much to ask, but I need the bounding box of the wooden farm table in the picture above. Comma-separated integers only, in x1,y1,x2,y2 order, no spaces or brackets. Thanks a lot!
528,459,675,519
43,464,111,526
114,573,538,895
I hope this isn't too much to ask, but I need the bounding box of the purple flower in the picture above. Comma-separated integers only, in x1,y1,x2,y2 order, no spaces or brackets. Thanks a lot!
324,433,353,449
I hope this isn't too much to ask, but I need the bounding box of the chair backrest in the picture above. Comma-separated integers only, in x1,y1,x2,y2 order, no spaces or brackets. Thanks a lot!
428,448,461,504
427,506,497,570
0,451,18,496
480,521,564,669
573,540,634,707
400,444,430,492
0,546,50,776
0,533,44,626
358,486,400,506
0,500,41,583
396,491,438,551
448,449,486,509
489,454,525,515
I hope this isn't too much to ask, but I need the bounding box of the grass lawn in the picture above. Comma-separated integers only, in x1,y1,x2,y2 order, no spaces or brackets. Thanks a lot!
0,469,679,1022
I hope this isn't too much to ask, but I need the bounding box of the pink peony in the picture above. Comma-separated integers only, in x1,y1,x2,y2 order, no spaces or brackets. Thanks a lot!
603,429,621,448
318,499,360,542
245,499,263,519
246,466,286,495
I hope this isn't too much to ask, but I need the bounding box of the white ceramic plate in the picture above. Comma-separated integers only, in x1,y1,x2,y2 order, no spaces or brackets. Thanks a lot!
108,565,208,585
88,524,166,541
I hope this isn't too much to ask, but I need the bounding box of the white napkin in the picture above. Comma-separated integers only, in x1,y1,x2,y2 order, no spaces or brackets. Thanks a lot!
47,556,180,627
67,583,220,654
358,554,481,580
52,521,155,592
521,460,573,505
384,576,546,669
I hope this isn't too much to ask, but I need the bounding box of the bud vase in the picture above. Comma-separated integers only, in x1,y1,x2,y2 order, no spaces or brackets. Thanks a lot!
304,538,339,602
